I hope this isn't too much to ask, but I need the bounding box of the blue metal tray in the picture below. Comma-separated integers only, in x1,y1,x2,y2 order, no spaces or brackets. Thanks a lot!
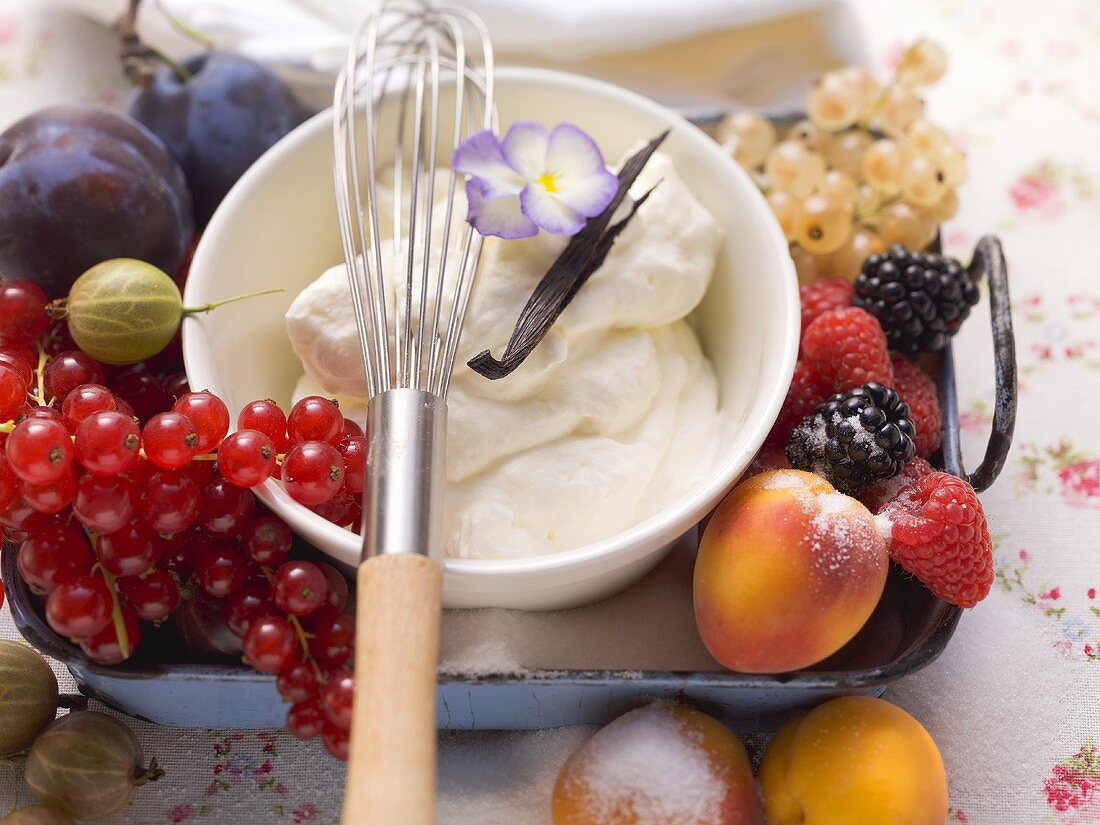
2,237,1015,732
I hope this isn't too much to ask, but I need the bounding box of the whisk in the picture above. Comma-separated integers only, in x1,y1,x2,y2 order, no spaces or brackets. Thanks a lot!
333,2,494,822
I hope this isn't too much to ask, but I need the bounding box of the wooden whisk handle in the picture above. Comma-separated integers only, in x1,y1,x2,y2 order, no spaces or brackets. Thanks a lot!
342,554,442,825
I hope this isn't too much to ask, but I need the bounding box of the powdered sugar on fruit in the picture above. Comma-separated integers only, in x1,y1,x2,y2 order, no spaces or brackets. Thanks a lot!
562,703,730,823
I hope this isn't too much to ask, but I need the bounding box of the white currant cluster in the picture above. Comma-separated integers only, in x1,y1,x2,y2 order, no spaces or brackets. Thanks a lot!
718,40,965,284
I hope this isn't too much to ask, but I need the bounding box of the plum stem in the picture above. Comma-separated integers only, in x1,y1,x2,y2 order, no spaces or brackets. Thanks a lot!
117,0,192,86
182,288,284,316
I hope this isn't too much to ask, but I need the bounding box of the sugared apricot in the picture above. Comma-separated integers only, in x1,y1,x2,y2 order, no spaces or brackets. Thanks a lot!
693,470,888,673
552,704,762,824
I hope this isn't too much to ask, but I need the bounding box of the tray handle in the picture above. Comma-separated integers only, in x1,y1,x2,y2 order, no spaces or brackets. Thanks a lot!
940,235,1017,492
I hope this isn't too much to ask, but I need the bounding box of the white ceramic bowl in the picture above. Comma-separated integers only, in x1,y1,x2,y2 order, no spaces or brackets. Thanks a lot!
183,67,798,610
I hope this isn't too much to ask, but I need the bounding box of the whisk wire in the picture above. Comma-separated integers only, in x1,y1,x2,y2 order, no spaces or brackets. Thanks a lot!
334,0,494,399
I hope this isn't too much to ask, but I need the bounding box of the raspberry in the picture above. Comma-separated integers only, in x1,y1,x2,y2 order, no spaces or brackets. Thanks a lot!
800,278,854,333
861,456,935,514
879,472,993,608
891,356,942,457
802,307,894,392
765,361,832,446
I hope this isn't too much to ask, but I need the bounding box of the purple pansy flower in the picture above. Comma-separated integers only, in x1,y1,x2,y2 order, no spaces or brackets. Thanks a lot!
452,121,619,239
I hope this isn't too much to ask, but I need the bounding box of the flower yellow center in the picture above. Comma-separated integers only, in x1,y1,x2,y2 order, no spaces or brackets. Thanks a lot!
537,173,559,193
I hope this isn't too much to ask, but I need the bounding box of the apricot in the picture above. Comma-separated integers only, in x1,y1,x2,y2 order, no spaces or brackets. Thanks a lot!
551,703,762,825
693,469,888,673
759,696,948,824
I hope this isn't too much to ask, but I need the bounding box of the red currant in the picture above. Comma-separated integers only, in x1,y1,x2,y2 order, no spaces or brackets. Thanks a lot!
287,396,343,445
238,399,288,451
75,411,141,476
114,396,137,420
46,574,112,639
138,468,199,534
0,344,37,375
17,405,63,425
21,471,77,514
341,417,364,439
282,441,344,506
337,436,366,495
224,581,273,638
72,473,136,534
142,412,199,469
321,722,349,761
80,607,142,665
157,530,196,577
161,371,190,401
0,453,19,512
243,615,296,673
0,349,34,386
198,479,256,537
218,429,276,488
185,460,215,489
321,669,354,729
43,318,77,356
308,607,355,668
97,521,160,577
277,660,319,703
108,367,172,423
6,418,74,484
309,488,354,525
0,364,27,422
272,561,328,617
172,391,230,452
0,279,50,344
61,384,117,432
242,513,293,565
0,497,59,534
17,524,94,593
316,563,350,612
44,351,104,401
193,536,247,598
118,569,180,623
287,697,324,740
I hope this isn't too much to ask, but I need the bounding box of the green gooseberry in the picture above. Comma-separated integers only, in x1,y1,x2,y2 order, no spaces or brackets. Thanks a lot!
0,806,75,825
25,711,164,819
62,258,280,366
0,640,58,757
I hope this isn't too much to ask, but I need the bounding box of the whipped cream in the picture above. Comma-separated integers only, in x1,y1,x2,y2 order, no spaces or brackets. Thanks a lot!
286,151,724,559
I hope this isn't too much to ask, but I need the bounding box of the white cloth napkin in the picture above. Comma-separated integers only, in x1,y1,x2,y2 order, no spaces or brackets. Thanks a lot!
57,0,867,111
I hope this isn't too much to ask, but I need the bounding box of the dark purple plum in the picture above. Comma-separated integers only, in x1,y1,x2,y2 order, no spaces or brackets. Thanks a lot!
130,52,307,225
0,106,193,298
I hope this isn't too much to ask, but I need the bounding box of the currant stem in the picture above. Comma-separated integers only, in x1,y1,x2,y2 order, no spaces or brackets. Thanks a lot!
92,558,131,660
853,192,903,225
29,344,49,408
859,42,920,130
260,565,326,682
181,289,284,316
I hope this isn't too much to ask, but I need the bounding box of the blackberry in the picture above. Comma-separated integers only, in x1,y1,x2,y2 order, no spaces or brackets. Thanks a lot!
854,244,980,354
786,382,917,495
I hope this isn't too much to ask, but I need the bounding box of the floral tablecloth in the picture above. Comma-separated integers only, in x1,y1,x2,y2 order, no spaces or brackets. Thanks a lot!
2,0,1099,822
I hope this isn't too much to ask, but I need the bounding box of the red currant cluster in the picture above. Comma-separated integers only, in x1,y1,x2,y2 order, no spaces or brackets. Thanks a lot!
0,277,362,762
244,557,356,761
